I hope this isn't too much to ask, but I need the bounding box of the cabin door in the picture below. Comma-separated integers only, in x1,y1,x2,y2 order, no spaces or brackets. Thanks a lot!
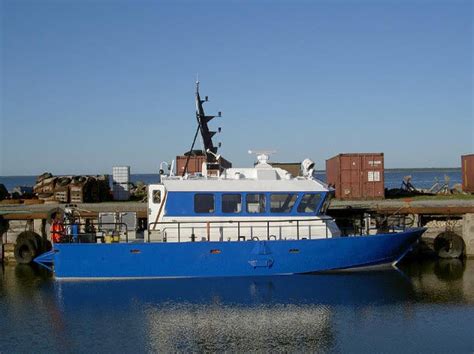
148,185,166,230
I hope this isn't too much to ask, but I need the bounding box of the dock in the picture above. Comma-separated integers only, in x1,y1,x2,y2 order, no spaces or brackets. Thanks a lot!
1,198,474,263
1,198,473,218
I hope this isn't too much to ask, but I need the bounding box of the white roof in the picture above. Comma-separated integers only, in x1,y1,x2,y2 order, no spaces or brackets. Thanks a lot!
155,158,330,193
159,178,328,192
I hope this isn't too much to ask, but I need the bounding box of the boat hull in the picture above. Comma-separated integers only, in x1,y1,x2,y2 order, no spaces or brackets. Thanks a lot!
36,228,425,279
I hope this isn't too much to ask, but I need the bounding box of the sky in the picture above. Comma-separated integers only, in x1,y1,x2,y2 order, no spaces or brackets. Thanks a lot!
1,0,472,176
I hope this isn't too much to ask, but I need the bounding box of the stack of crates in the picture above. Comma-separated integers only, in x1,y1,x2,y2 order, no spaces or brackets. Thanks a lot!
70,184,85,203
112,166,130,201
54,187,69,203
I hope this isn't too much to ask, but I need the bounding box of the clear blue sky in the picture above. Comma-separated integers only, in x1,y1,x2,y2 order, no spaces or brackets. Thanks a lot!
1,0,472,176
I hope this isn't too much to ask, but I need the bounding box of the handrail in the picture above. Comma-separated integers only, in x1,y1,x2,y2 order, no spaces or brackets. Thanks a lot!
149,216,334,227
147,217,334,243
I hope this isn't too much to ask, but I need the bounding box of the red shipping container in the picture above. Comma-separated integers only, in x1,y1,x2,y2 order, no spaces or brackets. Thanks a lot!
176,155,232,176
176,155,207,175
462,154,474,193
326,153,385,200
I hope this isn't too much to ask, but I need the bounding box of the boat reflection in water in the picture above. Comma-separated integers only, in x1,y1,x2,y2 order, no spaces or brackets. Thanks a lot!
51,271,413,352
3,260,473,352
54,270,414,306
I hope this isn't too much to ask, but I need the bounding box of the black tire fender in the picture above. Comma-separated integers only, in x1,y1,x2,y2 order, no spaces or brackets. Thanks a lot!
16,231,41,250
434,231,465,259
14,238,38,264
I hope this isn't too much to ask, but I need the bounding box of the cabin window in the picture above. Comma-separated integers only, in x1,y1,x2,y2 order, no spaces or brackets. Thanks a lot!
194,194,215,213
270,193,297,213
152,190,161,204
246,194,266,213
222,194,242,213
297,193,322,213
320,192,332,214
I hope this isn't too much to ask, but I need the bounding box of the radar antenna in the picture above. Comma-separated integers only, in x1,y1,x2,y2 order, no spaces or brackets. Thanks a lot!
248,150,276,165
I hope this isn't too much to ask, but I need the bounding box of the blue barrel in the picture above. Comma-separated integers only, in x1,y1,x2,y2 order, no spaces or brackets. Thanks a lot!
71,224,79,242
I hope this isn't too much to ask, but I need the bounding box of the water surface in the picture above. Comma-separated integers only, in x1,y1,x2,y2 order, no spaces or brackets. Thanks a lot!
1,259,473,353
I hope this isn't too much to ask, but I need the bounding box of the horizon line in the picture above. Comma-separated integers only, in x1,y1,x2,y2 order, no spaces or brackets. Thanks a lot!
0,166,463,178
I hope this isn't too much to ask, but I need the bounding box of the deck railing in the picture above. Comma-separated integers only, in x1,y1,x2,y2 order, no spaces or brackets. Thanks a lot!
58,215,407,244
147,217,335,243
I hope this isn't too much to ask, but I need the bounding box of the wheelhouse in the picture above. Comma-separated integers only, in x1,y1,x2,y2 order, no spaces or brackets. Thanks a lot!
156,191,331,217
147,151,339,241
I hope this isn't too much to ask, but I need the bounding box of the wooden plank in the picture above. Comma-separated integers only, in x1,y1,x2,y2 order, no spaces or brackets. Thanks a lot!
374,206,474,215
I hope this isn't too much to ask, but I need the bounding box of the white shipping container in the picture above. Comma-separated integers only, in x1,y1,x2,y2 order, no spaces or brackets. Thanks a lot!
113,166,130,172
113,177,129,181
113,166,130,185
113,166,130,171
112,166,130,201
114,179,129,184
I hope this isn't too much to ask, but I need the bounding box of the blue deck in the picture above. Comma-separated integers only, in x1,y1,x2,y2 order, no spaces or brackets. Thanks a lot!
35,228,425,279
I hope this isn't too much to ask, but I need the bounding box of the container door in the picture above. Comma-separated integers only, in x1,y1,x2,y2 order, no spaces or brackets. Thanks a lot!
340,155,361,199
463,155,474,193
351,155,361,199
362,154,384,199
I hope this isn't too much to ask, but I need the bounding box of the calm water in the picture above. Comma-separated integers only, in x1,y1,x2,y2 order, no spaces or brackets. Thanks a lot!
0,260,473,353
0,170,462,192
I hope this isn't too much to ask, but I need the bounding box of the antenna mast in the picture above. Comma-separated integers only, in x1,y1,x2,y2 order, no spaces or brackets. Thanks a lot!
182,80,222,176
195,80,220,162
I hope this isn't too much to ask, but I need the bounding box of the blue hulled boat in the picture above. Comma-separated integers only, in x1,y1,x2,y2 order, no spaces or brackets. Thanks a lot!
36,228,424,279
34,82,425,279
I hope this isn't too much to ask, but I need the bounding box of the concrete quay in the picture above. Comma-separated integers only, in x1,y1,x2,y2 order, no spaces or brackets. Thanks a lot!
0,198,473,218
330,198,474,214
1,198,473,263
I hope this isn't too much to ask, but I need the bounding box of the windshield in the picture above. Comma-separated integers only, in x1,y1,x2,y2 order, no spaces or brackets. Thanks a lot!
320,192,334,214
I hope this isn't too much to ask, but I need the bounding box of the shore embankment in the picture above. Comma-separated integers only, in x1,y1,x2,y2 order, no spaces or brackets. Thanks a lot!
1,197,473,218
1,197,473,262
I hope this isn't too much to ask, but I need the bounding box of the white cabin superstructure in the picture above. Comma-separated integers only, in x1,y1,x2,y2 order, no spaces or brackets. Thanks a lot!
147,155,341,242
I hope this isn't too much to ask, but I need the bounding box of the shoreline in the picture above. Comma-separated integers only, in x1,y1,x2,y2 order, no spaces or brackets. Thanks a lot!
0,167,463,178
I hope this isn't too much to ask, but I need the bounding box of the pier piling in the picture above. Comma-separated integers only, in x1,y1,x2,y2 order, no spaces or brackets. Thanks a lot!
463,214,474,256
